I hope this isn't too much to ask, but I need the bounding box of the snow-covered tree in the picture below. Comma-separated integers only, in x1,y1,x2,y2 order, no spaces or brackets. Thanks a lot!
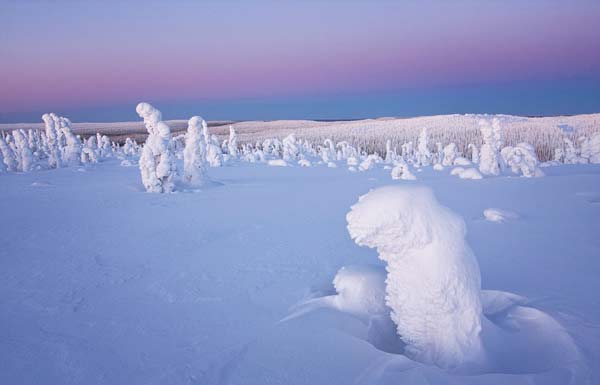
282,134,299,162
588,133,600,164
346,186,483,369
385,139,396,164
415,128,431,166
183,116,208,186
501,143,544,177
479,118,503,176
0,134,18,171
227,126,239,159
58,117,82,166
468,143,479,164
136,102,177,193
441,143,457,166
12,129,34,172
42,113,63,168
320,139,336,163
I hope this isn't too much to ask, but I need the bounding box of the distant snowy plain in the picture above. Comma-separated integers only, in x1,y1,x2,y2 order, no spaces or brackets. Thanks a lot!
1,158,599,385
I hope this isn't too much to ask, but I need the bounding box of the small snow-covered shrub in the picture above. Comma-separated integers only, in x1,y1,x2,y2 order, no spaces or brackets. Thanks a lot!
359,154,381,171
346,186,483,368
332,265,387,317
433,163,444,171
391,162,416,180
298,159,311,167
501,143,544,178
136,102,177,193
483,208,518,223
183,116,208,186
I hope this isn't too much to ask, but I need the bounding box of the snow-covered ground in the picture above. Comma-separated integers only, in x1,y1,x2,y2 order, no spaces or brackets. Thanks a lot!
1,159,600,385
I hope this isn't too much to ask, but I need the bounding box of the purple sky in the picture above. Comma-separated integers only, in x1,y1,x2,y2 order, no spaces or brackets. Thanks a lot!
1,0,599,122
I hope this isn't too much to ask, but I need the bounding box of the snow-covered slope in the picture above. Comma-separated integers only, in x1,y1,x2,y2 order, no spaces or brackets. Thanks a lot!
1,160,599,385
2,113,599,160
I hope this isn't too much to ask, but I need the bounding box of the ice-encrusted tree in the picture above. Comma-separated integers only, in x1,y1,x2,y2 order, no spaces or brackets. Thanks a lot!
282,134,299,162
347,186,483,369
385,139,396,164
12,129,34,172
468,143,479,164
501,143,544,177
200,120,223,167
58,117,82,166
183,116,208,186
136,102,177,193
415,128,431,166
227,126,239,159
478,118,503,176
442,143,458,166
42,113,63,168
0,134,18,172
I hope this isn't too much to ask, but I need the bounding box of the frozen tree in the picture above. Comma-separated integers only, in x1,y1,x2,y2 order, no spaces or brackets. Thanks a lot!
122,138,138,157
12,130,34,172
183,116,208,186
479,118,503,176
385,139,396,164
282,134,300,162
320,139,336,163
401,141,414,163
58,117,82,166
227,126,239,159
468,143,479,164
580,133,600,164
136,102,177,193
200,121,222,167
501,143,544,177
0,134,18,171
442,143,458,166
346,186,483,369
42,113,63,168
415,128,431,166
99,135,113,158
588,133,600,163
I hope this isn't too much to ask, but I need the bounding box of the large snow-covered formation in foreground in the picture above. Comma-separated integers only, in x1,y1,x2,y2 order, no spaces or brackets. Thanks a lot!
346,186,483,369
136,103,177,193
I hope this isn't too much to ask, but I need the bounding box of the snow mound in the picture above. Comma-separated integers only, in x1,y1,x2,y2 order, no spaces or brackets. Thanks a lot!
332,265,387,318
346,186,483,369
268,159,288,167
450,166,465,175
458,167,483,179
483,208,519,222
454,156,471,166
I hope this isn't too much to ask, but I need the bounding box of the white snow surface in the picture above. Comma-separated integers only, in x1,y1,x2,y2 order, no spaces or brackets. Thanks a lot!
1,160,600,385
